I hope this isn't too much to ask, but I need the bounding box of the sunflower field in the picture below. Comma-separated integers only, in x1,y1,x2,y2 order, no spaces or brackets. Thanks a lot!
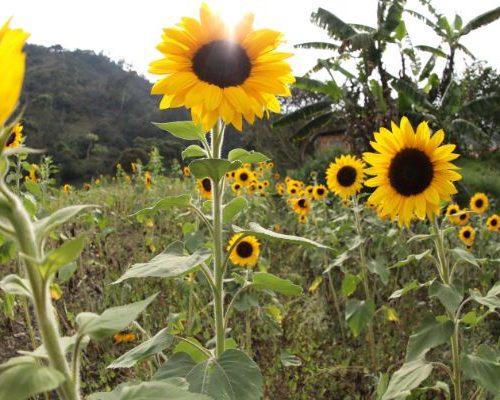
1,1,500,400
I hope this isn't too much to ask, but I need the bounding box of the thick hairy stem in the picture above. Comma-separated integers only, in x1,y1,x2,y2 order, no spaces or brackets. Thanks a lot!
2,184,79,400
211,120,226,357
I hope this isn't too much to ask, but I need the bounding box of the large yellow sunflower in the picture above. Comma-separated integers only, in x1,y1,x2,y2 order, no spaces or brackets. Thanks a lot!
0,19,29,127
470,193,488,214
150,3,294,131
363,117,461,226
227,233,260,268
326,155,365,200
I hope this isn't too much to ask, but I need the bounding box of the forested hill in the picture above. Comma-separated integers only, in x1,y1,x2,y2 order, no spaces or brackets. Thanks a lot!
20,44,189,182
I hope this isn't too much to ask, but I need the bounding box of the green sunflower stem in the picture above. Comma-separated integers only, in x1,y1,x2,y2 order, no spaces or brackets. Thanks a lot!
211,119,226,358
431,218,461,400
352,196,377,372
0,181,80,400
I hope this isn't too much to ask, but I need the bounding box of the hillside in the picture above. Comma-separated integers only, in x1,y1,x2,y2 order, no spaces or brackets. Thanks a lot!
20,44,188,182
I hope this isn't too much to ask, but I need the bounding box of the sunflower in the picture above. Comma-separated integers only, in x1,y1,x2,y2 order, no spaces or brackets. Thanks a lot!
131,162,138,174
290,197,311,216
365,201,377,210
459,225,475,245
83,183,91,191
5,123,23,148
232,182,242,193
456,209,470,226
313,185,328,200
275,182,284,196
470,193,488,214
235,167,254,186
305,185,315,197
149,3,294,131
486,214,499,232
363,117,461,226
298,214,307,224
63,184,71,193
113,331,137,344
326,155,365,200
144,171,152,190
197,177,212,199
227,233,260,268
25,164,38,183
0,19,29,127
183,166,191,177
445,204,460,223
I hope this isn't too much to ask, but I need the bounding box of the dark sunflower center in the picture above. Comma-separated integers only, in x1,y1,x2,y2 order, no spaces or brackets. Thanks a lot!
491,219,498,226
239,172,249,182
450,208,457,215
202,178,211,191
317,188,325,195
475,199,483,208
463,231,471,239
389,149,433,196
460,213,466,221
337,166,357,187
5,132,16,146
298,199,307,208
236,241,253,258
192,40,251,88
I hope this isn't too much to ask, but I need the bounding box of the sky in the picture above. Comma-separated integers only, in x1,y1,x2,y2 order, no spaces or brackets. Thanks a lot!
2,0,500,82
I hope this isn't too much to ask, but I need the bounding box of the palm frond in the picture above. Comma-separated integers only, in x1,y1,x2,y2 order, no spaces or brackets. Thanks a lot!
382,0,405,34
461,6,500,36
455,43,476,60
293,112,336,142
459,95,500,117
415,45,447,58
392,79,433,111
418,55,436,82
272,101,333,128
310,8,357,41
294,42,339,51
440,81,461,114
294,76,342,100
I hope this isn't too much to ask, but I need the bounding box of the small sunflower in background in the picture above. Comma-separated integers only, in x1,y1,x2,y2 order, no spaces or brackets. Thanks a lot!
305,185,315,197
365,201,377,210
313,185,328,201
364,117,461,226
290,197,311,216
235,167,253,186
149,3,294,131
459,225,475,245
144,171,152,190
470,193,488,214
326,155,365,200
113,331,137,344
197,177,212,199
298,214,307,224
63,184,71,193
5,123,23,148
232,182,242,194
83,183,91,191
486,214,499,232
183,166,191,177
227,233,260,268
275,183,285,196
445,204,460,223
456,209,470,226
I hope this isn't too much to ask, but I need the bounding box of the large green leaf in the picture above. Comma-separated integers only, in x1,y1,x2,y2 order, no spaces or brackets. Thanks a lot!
406,315,454,361
114,242,211,284
189,159,241,182
153,121,205,141
21,335,89,359
108,328,173,369
223,197,248,223
0,356,65,400
470,282,500,311
341,273,361,297
35,205,93,239
294,76,342,99
459,95,500,117
227,149,269,164
461,6,500,36
131,195,192,219
76,293,158,340
252,272,302,296
428,281,463,314
154,349,263,400
39,236,86,279
390,250,431,269
381,359,433,400
88,380,211,400
234,222,329,249
182,145,207,160
174,338,210,364
463,345,500,394
345,299,374,337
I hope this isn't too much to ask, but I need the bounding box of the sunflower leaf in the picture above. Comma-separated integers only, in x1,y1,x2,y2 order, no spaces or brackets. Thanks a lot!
153,121,206,141
228,148,269,164
251,272,302,296
182,145,207,160
189,159,241,182
130,195,192,219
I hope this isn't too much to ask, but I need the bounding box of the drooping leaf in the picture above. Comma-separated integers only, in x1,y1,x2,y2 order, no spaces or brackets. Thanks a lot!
405,315,454,361
461,6,500,36
131,195,192,219
470,282,500,311
114,242,211,284
20,335,89,359
108,328,173,368
345,299,375,337
252,272,302,296
39,236,86,279
189,159,241,182
153,121,205,141
341,273,361,297
76,293,158,340
0,356,65,400
462,346,500,394
227,148,269,164
450,247,480,268
415,45,447,58
428,281,463,314
311,8,358,40
154,349,263,400
272,101,333,128
0,274,31,298
234,222,329,249
381,359,433,400
389,280,422,300
293,76,342,99
182,145,207,160
35,205,93,239
391,250,431,269
223,197,248,223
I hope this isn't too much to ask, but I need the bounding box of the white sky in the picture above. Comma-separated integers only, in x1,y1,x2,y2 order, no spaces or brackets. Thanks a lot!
3,0,500,82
